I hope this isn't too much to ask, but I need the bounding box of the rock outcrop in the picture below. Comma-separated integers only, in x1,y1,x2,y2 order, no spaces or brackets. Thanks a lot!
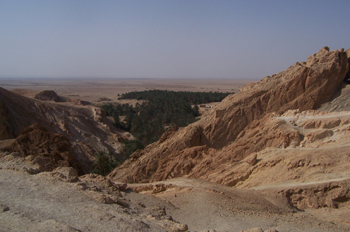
1,124,82,174
109,47,350,185
279,179,350,210
34,90,90,105
0,87,128,173
34,90,59,101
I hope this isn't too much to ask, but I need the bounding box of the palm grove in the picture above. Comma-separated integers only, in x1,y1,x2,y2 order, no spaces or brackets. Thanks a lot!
95,90,232,175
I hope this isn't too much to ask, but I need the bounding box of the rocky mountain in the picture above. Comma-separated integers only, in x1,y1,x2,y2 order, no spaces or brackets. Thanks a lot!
0,88,130,173
109,47,350,188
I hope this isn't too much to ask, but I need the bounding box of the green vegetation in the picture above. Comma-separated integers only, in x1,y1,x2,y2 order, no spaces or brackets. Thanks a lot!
92,151,120,176
101,103,135,130
102,90,233,147
119,90,231,104
122,140,144,159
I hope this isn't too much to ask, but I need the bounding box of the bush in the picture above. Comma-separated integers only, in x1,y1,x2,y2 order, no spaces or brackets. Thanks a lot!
122,140,144,159
92,151,120,176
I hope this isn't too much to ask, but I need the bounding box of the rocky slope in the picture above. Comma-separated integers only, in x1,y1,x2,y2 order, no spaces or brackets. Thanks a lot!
1,166,349,232
109,47,350,185
0,168,190,232
107,47,350,228
1,124,82,174
0,88,130,173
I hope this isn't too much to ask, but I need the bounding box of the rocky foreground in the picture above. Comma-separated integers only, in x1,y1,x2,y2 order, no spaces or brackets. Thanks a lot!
0,166,349,232
1,47,350,231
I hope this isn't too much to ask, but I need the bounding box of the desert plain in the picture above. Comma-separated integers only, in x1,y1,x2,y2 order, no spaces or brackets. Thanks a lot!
0,77,252,103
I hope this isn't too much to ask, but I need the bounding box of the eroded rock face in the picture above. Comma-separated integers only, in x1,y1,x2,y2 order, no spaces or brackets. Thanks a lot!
109,47,350,184
0,87,127,173
205,46,349,148
279,179,350,210
1,124,82,174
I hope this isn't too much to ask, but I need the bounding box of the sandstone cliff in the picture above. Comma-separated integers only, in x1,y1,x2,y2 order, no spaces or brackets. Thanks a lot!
109,47,350,185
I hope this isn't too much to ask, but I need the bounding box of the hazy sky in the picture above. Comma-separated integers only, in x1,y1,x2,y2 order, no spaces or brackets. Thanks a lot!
1,1,349,79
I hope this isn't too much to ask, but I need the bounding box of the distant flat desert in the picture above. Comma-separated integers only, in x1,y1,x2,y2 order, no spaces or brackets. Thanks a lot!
0,78,255,103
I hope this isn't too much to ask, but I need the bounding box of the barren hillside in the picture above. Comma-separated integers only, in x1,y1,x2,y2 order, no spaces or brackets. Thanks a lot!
0,87,131,173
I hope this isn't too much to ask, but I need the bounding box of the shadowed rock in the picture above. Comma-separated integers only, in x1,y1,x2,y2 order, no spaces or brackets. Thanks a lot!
34,90,59,101
1,124,82,174
0,87,126,173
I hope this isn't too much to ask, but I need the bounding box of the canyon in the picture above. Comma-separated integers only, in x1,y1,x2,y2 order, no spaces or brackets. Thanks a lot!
1,47,350,231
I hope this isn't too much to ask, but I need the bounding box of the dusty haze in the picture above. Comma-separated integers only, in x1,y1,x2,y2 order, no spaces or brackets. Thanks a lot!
0,78,253,103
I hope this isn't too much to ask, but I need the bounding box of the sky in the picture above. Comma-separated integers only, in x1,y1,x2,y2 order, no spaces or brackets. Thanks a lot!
0,0,349,80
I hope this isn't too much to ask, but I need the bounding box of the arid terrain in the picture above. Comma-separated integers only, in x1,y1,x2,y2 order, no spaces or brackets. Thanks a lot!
0,78,250,103
1,47,350,232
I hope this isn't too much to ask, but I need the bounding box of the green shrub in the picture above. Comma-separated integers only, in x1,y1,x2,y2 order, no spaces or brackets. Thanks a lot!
92,151,120,176
122,140,144,159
